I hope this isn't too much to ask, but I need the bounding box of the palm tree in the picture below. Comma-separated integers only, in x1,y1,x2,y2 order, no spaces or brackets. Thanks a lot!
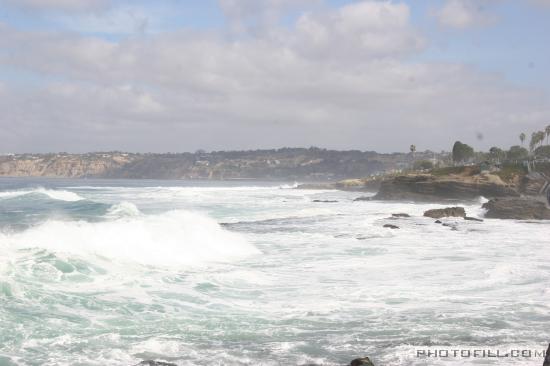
540,131,546,146
545,125,550,145
520,132,526,146
530,132,538,152
531,131,546,151
410,144,416,155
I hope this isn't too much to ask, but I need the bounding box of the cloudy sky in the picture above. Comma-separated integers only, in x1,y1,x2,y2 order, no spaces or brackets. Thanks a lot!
0,0,549,153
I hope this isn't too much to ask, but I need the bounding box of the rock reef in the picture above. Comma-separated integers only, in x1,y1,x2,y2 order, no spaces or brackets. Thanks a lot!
482,197,550,220
423,207,466,219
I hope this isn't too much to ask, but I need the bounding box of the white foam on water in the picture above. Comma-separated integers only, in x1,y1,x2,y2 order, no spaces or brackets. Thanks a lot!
0,210,259,267
105,201,141,218
279,182,299,189
0,188,84,202
2,183,550,365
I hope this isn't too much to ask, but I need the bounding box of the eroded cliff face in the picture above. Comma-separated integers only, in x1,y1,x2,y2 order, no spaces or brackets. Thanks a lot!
0,154,134,178
373,173,520,201
0,149,426,180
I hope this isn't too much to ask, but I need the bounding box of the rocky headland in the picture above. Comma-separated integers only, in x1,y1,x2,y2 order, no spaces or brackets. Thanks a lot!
343,165,550,220
372,166,520,202
482,197,550,220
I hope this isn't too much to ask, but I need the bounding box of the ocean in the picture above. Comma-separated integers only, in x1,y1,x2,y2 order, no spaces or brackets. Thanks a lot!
0,178,549,366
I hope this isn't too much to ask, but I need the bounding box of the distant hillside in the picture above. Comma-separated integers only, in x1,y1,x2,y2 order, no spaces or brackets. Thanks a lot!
0,148,446,180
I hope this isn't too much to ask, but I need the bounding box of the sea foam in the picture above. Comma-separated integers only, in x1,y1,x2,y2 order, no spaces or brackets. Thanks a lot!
0,188,84,202
105,201,142,218
0,210,259,267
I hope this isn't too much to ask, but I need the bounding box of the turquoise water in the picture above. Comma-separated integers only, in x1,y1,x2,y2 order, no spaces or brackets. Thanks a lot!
0,178,549,365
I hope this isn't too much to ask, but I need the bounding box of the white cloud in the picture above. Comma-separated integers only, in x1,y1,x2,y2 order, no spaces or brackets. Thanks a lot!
0,0,548,153
292,1,424,59
434,0,497,29
0,0,110,13
51,5,152,34
219,0,320,34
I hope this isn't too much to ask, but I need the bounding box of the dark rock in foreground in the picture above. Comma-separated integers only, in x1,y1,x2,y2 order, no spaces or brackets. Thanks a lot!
424,207,466,219
350,357,375,366
354,196,372,201
383,224,399,229
482,197,550,220
464,216,483,222
543,343,550,366
136,361,177,366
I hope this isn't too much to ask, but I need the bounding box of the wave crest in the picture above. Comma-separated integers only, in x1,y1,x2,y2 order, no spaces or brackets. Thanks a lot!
0,210,259,267
105,202,141,218
0,188,84,202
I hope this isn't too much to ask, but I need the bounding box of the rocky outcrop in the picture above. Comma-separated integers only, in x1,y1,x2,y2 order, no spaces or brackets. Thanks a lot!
135,361,177,366
373,173,519,202
543,343,550,366
521,172,549,196
350,357,375,366
482,197,550,220
392,213,410,217
354,196,372,201
464,216,483,222
424,207,466,219
383,224,399,229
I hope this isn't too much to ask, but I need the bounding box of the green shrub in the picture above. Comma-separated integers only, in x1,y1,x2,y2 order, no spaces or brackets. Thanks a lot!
413,160,434,170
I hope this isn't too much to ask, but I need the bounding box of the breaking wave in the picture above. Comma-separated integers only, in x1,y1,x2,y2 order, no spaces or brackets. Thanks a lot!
105,201,142,218
0,188,84,202
0,210,259,267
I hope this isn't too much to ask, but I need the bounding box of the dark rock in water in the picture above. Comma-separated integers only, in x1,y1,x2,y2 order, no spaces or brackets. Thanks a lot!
442,223,458,231
354,196,371,201
312,199,338,203
392,213,410,217
350,357,375,366
383,224,399,229
136,361,177,366
543,343,550,366
424,207,466,219
482,197,550,220
464,216,483,222
435,220,442,224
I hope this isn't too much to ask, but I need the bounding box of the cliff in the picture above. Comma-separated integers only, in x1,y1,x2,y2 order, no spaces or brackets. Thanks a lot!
0,153,132,178
371,166,523,202
0,149,441,180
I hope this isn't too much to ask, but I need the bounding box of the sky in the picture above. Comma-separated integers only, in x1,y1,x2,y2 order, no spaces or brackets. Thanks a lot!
0,0,549,153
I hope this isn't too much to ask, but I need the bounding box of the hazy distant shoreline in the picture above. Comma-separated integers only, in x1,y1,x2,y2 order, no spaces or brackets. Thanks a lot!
0,148,446,181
